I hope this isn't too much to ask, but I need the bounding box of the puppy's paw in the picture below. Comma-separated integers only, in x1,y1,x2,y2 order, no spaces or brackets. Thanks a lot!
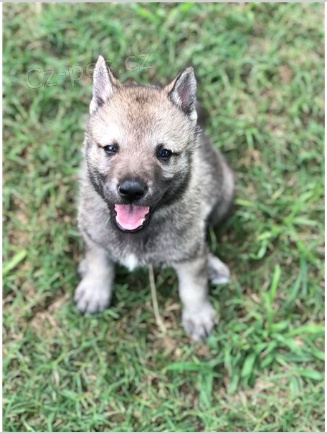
208,253,230,285
182,302,217,341
74,276,112,315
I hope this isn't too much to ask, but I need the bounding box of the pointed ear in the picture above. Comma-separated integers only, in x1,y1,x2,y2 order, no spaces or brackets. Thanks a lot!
90,55,119,115
165,67,197,122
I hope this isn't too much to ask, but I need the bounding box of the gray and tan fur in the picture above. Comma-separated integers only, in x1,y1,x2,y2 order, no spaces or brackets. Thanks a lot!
75,55,234,340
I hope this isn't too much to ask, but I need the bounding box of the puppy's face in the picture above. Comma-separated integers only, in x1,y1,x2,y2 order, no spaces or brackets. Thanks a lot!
85,57,198,232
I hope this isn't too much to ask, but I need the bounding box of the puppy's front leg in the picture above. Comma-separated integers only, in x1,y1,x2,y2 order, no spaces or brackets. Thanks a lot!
74,244,114,315
174,255,216,341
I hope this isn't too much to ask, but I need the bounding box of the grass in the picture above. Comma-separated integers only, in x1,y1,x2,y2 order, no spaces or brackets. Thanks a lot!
3,2,324,432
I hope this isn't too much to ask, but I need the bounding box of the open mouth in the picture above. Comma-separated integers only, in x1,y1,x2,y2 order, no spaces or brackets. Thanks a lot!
114,204,150,232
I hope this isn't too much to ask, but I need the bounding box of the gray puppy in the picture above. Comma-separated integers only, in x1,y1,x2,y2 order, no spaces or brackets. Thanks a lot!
75,56,234,340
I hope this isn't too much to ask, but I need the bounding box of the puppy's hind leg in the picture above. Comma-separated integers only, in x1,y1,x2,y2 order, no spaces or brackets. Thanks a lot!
207,252,230,285
207,156,233,286
208,156,235,226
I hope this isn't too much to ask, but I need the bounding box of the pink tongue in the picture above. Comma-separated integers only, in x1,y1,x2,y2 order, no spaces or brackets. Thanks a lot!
114,204,150,230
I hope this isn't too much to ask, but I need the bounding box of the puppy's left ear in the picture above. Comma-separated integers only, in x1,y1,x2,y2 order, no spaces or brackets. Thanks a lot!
90,55,120,115
165,67,197,123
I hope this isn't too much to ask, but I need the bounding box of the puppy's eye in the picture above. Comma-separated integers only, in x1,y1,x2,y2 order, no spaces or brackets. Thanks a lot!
157,148,172,161
103,143,119,155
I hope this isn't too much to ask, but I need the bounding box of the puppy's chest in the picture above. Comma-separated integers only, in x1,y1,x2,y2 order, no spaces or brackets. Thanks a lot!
108,231,164,270
113,244,163,271
103,220,195,269
119,253,142,271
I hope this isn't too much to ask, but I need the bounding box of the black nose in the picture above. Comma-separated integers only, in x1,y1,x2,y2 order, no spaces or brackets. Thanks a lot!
118,179,147,201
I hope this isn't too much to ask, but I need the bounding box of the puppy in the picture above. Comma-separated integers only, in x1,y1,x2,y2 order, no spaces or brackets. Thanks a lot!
75,56,234,340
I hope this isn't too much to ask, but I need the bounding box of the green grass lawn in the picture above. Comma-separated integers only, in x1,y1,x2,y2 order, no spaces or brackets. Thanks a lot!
3,2,324,432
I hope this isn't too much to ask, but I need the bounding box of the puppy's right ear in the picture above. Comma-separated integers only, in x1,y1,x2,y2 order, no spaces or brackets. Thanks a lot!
90,55,120,115
165,67,197,123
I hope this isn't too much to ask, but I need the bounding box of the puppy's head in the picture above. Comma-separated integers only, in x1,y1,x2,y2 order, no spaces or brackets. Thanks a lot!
85,55,199,233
